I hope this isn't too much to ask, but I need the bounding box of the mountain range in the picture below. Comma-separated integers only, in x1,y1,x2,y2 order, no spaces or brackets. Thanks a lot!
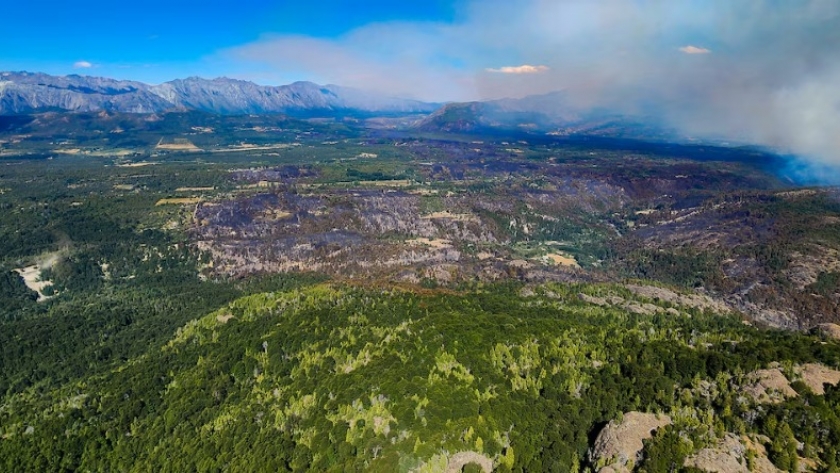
0,71,438,116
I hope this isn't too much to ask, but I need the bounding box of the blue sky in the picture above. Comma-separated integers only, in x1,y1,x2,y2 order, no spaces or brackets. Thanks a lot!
1,1,456,83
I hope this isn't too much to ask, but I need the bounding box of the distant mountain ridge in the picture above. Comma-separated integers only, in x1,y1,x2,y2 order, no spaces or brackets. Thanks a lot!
412,92,679,142
411,91,586,133
0,72,438,116
0,71,681,142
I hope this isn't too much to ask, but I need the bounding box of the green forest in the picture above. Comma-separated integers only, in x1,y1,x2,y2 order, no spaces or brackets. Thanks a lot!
3,280,840,471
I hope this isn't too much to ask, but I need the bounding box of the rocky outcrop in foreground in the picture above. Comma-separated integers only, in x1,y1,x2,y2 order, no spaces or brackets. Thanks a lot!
590,412,672,473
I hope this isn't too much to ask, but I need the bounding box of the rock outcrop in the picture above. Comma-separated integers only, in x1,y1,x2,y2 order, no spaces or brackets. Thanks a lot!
444,451,493,473
684,434,781,473
624,284,731,314
797,363,840,395
741,368,798,404
590,412,672,473
740,363,840,402
814,323,840,340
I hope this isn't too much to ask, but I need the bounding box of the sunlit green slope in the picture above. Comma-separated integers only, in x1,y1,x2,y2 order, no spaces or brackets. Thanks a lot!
2,282,840,472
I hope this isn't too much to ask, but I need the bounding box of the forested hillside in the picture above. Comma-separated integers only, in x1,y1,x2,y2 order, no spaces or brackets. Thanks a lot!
2,282,840,471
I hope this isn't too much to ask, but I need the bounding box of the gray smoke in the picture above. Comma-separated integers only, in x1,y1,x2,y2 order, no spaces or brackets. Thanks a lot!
224,0,840,167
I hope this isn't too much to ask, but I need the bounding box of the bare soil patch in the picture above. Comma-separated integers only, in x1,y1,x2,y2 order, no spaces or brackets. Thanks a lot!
156,198,201,206
155,138,201,151
543,252,579,267
176,187,215,192
407,238,452,249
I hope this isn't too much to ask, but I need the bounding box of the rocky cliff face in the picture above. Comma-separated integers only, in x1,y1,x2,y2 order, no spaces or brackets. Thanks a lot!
0,72,437,116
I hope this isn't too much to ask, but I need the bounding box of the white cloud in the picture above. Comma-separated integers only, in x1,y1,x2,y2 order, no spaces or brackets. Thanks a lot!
222,27,479,101
486,65,549,74
679,45,711,54
73,61,93,69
